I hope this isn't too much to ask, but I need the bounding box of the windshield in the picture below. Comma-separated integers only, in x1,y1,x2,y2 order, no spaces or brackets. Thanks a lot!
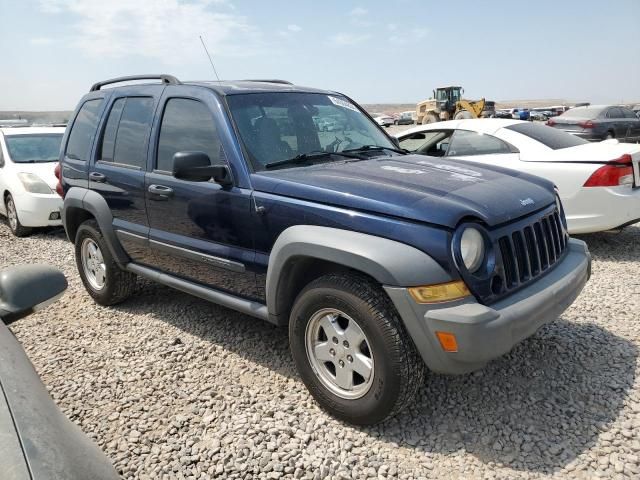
5,134,63,163
226,92,395,171
506,122,589,150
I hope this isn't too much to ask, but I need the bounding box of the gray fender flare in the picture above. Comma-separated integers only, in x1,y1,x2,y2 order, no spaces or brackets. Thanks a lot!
266,225,451,321
62,188,129,265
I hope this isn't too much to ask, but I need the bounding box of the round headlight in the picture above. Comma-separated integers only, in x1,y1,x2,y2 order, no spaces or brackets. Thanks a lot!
460,227,485,273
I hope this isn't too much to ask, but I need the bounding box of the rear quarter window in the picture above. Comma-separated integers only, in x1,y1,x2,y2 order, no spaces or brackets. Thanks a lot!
66,99,103,161
505,122,588,150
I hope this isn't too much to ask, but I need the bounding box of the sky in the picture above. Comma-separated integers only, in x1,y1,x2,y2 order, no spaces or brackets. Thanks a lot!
1,0,639,110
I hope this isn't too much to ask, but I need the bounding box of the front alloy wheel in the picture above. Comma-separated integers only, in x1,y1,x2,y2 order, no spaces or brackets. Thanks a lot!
81,237,106,290
305,308,374,399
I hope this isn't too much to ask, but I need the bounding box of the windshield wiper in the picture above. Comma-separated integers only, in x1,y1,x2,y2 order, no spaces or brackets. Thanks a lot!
264,150,360,170
341,145,409,155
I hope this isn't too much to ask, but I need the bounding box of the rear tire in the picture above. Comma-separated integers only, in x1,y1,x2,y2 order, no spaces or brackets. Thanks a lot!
422,112,439,124
289,273,425,425
454,109,473,120
75,219,136,306
606,131,615,140
5,194,32,237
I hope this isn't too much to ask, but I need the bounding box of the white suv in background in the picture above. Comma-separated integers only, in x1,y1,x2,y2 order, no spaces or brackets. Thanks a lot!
0,126,65,236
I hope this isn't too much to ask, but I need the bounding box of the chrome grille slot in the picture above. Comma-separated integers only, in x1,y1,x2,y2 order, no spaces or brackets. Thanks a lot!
497,208,568,294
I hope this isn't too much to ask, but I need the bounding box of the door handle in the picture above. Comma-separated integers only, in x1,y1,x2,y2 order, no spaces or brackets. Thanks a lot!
148,184,174,198
89,172,106,183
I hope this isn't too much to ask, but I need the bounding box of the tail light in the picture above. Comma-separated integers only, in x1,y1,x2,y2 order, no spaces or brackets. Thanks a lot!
583,154,634,187
578,120,595,129
546,119,556,126
54,162,64,198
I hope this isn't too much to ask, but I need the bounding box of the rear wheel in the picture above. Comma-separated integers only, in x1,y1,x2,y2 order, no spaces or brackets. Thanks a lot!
422,112,439,124
289,273,425,425
75,220,136,305
454,109,473,120
5,194,32,237
606,131,615,140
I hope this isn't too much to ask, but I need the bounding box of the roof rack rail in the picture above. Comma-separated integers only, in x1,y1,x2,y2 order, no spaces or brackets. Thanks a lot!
241,79,293,85
90,74,181,92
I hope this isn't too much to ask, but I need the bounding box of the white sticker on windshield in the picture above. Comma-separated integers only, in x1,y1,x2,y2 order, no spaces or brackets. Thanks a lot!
329,96,359,112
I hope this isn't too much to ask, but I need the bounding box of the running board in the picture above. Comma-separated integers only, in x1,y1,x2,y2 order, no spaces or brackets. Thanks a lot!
125,263,271,323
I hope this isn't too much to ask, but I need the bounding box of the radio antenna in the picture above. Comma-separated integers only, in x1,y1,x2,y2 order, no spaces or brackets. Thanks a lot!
199,35,221,83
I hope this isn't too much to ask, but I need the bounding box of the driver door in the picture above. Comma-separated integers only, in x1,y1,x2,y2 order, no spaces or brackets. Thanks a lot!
144,86,259,299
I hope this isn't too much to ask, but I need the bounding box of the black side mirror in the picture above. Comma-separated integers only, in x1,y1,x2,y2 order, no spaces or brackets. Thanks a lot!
0,265,67,325
172,151,232,186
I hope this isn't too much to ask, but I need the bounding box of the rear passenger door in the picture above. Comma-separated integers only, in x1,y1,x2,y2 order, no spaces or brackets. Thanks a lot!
144,86,259,299
90,86,163,262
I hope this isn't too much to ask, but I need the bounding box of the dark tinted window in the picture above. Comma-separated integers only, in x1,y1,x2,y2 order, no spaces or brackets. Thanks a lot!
447,130,514,156
621,108,637,119
99,98,126,162
506,122,589,149
607,107,624,119
66,99,103,161
111,97,154,168
157,98,222,172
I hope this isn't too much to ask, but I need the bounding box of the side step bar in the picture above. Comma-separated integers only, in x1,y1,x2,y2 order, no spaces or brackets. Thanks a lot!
125,263,271,323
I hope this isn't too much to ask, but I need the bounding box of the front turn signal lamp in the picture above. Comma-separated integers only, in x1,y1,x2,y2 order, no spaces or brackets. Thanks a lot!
408,280,470,304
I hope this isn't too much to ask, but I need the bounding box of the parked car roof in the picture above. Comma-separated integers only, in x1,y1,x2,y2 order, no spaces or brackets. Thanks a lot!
179,80,334,97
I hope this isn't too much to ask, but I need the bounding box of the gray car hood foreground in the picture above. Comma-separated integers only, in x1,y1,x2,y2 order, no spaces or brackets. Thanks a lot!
0,321,119,479
253,154,556,228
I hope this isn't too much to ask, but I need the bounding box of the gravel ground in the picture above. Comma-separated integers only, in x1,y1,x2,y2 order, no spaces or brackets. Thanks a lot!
2,220,639,480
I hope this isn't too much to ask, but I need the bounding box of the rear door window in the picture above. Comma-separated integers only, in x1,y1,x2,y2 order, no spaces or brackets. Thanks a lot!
607,107,624,119
156,98,222,172
99,97,154,168
66,99,103,161
447,130,514,156
505,122,588,149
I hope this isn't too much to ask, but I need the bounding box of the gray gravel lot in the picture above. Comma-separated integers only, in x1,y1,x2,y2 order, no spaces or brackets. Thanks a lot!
1,221,639,479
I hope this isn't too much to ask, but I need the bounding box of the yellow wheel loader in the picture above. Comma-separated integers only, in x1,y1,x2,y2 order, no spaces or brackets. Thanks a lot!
416,86,486,124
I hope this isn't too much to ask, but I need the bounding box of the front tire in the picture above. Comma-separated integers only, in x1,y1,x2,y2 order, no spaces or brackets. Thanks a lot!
75,220,136,306
289,273,425,425
5,194,32,237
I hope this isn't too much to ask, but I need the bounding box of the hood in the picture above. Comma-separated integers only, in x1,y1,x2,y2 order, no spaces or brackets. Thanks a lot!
521,141,640,164
12,161,58,189
252,155,555,228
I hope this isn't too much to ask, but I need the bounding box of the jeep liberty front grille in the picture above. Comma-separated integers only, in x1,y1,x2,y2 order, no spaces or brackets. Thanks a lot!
497,208,568,292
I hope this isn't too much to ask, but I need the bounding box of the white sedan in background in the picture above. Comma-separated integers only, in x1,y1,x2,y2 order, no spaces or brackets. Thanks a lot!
395,119,640,234
373,115,394,128
0,126,65,236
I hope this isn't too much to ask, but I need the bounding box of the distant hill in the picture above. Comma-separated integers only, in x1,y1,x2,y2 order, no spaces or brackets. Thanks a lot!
0,111,73,125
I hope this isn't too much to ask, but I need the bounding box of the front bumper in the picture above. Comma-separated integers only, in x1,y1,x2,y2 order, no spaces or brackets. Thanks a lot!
12,192,62,227
385,238,591,374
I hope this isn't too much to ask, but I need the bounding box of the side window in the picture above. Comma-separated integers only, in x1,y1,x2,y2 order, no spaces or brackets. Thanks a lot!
621,108,637,119
99,98,126,162
156,98,223,172
66,99,103,161
447,130,514,156
607,107,623,119
0,138,4,167
399,131,452,157
112,97,154,168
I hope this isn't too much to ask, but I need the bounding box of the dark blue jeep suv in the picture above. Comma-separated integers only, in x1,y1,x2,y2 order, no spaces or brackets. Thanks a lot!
59,75,591,425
